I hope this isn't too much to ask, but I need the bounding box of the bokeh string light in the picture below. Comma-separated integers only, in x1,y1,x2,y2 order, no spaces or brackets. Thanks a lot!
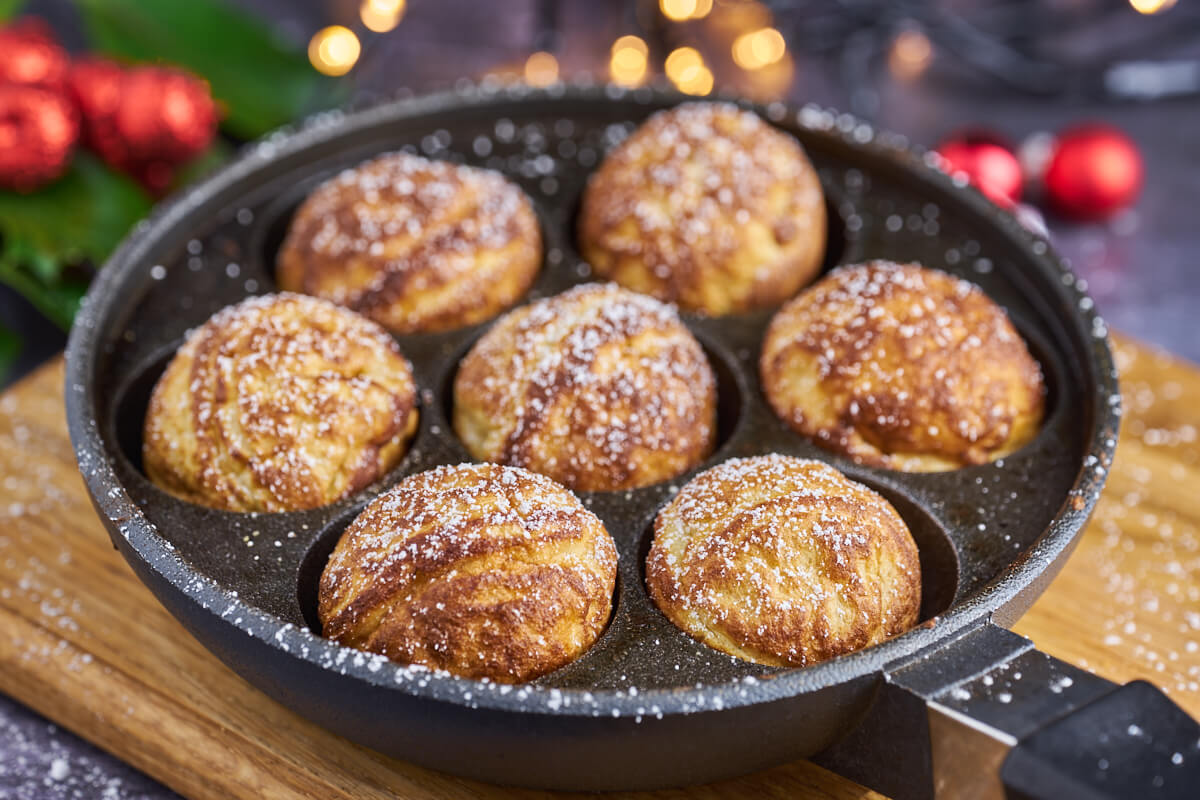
359,0,406,33
524,51,559,87
665,46,713,95
1129,0,1177,14
731,27,785,71
610,35,649,88
308,25,361,76
888,28,932,81
660,0,713,22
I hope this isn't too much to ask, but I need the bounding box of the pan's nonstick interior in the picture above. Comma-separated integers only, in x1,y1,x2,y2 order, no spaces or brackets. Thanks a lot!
89,88,1097,697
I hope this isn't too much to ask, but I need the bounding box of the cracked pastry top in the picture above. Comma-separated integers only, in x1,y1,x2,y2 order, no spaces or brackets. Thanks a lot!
318,463,618,683
646,454,921,667
277,151,541,334
453,283,717,492
578,102,826,315
142,292,418,512
760,261,1045,472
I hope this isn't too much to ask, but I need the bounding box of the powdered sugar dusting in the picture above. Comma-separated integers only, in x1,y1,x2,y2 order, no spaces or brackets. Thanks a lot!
580,101,825,313
142,292,418,512
647,454,921,667
454,283,716,492
761,260,1045,471
318,463,617,683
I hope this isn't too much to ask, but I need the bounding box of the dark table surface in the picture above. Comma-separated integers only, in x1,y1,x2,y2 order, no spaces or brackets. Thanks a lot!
1,1,1197,798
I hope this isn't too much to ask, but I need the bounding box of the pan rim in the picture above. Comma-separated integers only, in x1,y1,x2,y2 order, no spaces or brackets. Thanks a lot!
64,81,1120,719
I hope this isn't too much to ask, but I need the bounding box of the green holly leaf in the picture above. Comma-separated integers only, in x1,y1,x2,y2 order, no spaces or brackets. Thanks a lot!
0,153,151,329
0,0,25,22
73,0,340,140
0,324,18,384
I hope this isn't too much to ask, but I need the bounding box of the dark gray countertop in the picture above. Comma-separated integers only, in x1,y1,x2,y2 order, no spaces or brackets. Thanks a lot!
1,1,1197,797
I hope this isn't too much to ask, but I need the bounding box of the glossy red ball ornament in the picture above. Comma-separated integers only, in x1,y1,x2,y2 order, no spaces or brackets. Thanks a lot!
68,58,128,165
69,61,218,194
115,67,218,166
0,83,79,192
936,133,1023,207
0,18,70,90
1044,124,1142,221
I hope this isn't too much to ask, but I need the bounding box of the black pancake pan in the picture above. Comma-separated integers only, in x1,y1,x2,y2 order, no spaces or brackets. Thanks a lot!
65,85,1199,799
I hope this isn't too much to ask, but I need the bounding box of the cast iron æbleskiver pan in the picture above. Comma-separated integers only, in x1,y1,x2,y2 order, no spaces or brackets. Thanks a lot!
65,85,1199,799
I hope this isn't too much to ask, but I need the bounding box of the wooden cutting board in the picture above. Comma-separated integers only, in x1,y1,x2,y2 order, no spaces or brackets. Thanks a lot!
1,335,1197,800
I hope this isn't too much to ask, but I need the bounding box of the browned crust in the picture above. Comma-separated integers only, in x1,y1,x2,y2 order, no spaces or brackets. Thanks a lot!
760,261,1046,472
452,283,717,492
645,455,921,667
317,463,618,683
277,152,541,334
142,293,418,512
578,102,826,315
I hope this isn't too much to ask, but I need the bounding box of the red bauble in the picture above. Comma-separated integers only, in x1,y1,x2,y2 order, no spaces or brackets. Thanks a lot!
936,132,1023,207
1044,124,1142,221
0,83,79,192
116,67,217,165
70,61,218,194
68,58,127,163
0,18,70,90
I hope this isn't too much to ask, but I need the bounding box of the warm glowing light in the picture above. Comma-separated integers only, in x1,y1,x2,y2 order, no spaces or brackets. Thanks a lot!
1129,0,1176,13
660,0,712,20
613,35,649,57
665,47,702,82
661,0,697,21
732,27,785,70
665,47,712,95
308,26,361,76
610,36,649,87
709,0,771,37
360,0,405,32
524,51,559,87
678,65,713,95
888,29,932,80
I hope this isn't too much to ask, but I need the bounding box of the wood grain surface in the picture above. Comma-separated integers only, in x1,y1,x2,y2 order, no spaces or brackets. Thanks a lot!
0,335,1196,800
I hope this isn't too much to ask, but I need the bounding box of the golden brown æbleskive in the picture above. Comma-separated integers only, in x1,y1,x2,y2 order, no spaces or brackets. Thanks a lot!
453,283,717,492
646,454,921,667
318,463,618,683
277,151,541,334
760,261,1045,472
578,101,826,315
142,292,418,512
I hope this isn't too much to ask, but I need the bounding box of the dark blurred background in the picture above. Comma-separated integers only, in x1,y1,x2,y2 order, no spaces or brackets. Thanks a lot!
0,0,1198,797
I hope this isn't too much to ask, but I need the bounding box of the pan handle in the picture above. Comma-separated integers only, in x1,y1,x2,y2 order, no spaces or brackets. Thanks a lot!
814,621,1199,800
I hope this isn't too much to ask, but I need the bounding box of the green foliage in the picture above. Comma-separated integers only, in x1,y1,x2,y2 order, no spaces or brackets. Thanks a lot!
0,324,18,383
2,0,327,359
74,0,337,139
0,154,151,329
0,0,25,22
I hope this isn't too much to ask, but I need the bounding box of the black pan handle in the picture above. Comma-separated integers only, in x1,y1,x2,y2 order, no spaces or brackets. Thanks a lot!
814,621,1200,800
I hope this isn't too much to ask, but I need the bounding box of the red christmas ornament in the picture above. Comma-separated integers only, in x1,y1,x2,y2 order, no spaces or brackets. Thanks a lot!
0,83,79,192
0,18,70,90
70,61,218,194
1044,124,1142,221
936,131,1023,207
68,58,126,162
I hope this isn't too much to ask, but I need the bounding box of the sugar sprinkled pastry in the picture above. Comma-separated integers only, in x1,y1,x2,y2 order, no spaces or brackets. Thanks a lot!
277,151,541,334
761,261,1045,471
453,283,716,492
646,454,921,667
143,292,418,512
578,102,826,315
318,463,618,683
